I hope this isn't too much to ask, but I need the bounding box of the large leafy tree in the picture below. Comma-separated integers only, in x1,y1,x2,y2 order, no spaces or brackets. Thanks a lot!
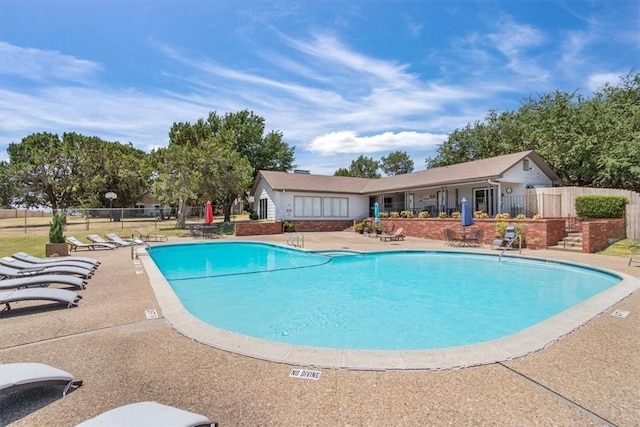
151,110,292,226
347,155,381,178
426,72,640,191
0,160,14,208
380,151,414,176
7,132,150,212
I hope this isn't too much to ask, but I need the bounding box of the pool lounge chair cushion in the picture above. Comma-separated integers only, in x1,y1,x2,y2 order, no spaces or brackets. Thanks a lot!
105,233,144,246
67,236,116,251
0,362,83,397
0,274,86,291
76,401,215,427
0,288,81,311
380,227,405,242
12,252,100,268
0,257,93,278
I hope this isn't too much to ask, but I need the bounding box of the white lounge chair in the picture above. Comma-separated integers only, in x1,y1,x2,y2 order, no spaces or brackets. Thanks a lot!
12,251,100,268
0,288,81,311
9,254,97,271
0,274,86,291
87,234,126,247
0,264,91,280
76,401,215,427
0,362,83,397
105,233,144,246
67,236,116,251
380,227,405,242
0,257,93,278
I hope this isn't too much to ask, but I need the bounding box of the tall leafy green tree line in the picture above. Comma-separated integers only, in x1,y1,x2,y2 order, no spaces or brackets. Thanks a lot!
427,73,640,191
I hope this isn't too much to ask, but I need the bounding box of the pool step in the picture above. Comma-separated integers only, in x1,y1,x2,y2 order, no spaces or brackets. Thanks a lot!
548,232,583,253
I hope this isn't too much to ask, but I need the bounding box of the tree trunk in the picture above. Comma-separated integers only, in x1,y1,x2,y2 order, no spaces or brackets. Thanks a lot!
175,199,187,229
223,203,231,222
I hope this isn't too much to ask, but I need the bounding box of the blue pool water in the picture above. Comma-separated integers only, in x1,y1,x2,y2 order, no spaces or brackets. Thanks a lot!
148,242,621,350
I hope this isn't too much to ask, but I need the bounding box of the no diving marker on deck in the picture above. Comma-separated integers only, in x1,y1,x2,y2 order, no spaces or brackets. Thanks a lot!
290,369,321,380
612,309,630,318
145,309,159,319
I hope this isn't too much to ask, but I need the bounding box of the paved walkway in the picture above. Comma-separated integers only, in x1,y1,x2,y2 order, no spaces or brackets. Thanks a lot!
1,232,639,426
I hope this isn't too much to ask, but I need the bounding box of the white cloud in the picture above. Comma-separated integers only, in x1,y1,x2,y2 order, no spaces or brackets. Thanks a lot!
307,131,447,155
586,72,624,91
0,42,102,83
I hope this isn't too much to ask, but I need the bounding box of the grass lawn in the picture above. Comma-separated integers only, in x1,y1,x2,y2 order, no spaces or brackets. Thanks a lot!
0,217,239,258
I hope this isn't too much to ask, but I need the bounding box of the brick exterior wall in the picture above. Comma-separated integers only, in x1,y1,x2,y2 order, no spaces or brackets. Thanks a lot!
358,218,566,249
581,219,626,253
235,221,283,236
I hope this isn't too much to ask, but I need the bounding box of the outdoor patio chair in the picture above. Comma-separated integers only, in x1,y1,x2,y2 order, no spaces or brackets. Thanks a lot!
0,288,81,311
76,401,216,427
66,236,116,251
12,252,100,268
380,227,404,242
0,256,93,278
490,225,518,250
466,228,484,247
0,362,83,397
0,262,92,280
136,228,168,242
0,274,86,291
444,229,463,246
87,234,126,247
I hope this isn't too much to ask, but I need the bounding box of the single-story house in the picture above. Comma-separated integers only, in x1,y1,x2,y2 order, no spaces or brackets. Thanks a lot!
251,150,562,223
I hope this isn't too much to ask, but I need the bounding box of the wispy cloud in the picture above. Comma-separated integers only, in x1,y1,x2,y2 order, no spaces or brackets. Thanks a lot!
0,42,102,83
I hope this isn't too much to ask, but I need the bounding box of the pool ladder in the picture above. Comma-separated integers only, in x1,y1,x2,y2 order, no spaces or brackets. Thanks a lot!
498,235,522,262
287,232,304,248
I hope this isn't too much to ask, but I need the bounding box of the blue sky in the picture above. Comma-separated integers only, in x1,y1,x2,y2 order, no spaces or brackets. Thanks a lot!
1,1,638,175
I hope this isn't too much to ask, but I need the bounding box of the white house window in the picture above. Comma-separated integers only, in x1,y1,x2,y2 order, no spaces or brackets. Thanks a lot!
323,197,348,217
294,196,322,217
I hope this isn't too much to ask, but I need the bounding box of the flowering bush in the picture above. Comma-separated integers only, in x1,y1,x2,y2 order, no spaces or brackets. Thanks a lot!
474,211,488,219
400,210,414,218
516,214,526,220
495,213,511,220
379,211,389,218
451,211,461,219
418,211,430,218
533,213,542,219
438,212,447,219
390,211,400,218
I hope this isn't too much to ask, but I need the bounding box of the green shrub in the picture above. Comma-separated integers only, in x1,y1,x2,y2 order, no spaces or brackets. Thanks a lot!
495,212,510,220
49,212,66,243
389,211,400,218
575,195,628,218
516,214,526,220
379,211,389,218
474,211,488,219
249,212,259,220
400,210,414,218
438,212,447,219
418,211,429,218
450,211,461,219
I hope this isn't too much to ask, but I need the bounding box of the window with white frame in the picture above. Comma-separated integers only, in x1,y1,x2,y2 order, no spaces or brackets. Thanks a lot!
323,197,348,217
259,198,268,219
294,196,322,217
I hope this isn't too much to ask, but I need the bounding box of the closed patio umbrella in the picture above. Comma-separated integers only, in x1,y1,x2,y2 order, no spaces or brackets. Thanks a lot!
205,201,213,224
374,201,380,223
461,197,474,232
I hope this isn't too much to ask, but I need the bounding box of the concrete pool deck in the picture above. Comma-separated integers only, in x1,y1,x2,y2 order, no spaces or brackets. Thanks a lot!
1,231,639,426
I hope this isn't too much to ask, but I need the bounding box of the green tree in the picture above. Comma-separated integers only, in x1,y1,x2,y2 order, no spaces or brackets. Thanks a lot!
333,167,351,177
0,160,14,208
380,151,414,176
152,110,288,225
426,72,640,191
347,155,381,178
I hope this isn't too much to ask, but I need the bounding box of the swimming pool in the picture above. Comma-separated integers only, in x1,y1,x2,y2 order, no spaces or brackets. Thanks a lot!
143,241,637,370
